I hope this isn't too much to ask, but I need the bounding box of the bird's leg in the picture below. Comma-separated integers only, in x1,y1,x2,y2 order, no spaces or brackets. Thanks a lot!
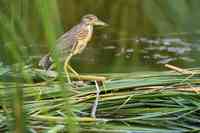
64,61,71,84
63,54,106,82
67,65,107,81
64,54,73,84
67,65,79,76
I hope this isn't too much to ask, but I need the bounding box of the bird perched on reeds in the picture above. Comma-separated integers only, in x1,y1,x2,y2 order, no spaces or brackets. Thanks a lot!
39,14,107,83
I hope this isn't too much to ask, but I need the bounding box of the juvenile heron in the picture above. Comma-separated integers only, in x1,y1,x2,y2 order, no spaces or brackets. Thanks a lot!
39,14,107,82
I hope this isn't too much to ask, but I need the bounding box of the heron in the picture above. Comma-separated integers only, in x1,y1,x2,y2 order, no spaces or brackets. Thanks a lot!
39,14,107,83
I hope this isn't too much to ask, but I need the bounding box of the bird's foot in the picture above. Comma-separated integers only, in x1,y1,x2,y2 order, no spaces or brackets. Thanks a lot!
71,75,106,81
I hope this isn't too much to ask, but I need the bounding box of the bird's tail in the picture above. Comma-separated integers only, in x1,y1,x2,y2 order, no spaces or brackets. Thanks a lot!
38,54,53,70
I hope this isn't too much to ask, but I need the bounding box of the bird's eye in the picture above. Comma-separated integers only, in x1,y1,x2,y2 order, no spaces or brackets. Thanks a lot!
88,16,97,21
82,15,97,22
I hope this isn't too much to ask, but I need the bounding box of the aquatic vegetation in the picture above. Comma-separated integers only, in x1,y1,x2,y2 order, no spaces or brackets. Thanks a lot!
0,65,200,132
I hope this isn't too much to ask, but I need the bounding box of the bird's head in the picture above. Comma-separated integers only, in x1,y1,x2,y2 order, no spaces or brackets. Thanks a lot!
82,14,108,26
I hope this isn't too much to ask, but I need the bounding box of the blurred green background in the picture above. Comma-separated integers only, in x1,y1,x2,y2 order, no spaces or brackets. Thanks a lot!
0,0,200,73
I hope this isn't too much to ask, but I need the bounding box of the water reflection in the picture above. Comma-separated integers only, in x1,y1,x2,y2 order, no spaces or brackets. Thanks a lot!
138,37,193,64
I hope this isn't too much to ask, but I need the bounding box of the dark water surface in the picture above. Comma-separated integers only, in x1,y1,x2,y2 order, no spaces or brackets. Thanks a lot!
1,0,200,73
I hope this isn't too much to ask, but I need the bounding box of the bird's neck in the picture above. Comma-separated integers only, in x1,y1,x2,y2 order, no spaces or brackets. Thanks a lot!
85,24,93,41
88,25,93,34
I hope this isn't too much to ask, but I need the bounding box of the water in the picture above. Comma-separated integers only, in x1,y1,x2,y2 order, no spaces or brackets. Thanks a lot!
72,34,200,73
1,0,200,73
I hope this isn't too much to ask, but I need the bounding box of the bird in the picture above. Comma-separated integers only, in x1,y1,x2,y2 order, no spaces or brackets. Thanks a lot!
39,14,107,83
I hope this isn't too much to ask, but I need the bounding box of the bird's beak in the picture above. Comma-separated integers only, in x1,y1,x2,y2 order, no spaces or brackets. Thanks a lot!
94,19,108,26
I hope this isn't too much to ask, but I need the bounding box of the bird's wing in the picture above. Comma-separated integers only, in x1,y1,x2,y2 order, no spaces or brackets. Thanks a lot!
57,23,89,52
49,23,89,62
49,24,81,58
